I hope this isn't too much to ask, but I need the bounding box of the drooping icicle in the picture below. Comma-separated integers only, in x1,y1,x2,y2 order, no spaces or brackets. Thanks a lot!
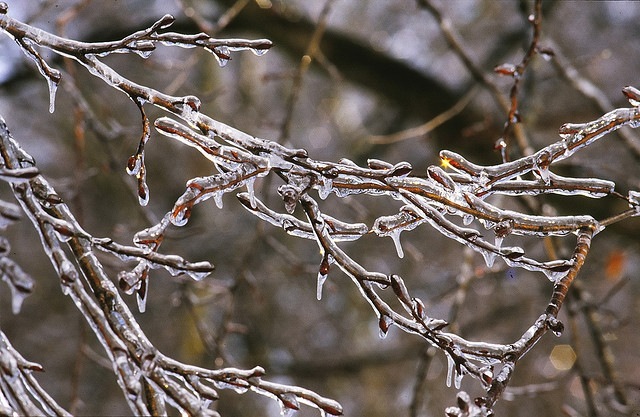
0,258,34,314
481,249,497,268
316,254,333,301
372,207,423,258
245,176,257,208
540,260,573,282
316,272,327,301
317,177,333,200
136,276,148,313
389,230,404,258
445,352,456,388
46,77,58,113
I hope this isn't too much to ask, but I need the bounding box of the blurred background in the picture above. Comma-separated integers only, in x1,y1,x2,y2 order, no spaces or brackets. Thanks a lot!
0,1,639,416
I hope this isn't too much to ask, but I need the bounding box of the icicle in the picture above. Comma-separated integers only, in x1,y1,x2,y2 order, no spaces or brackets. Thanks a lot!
378,314,393,339
317,254,333,300
212,380,250,394
445,353,455,388
541,260,573,282
629,190,640,215
317,177,333,200
184,268,212,282
494,236,503,250
389,230,404,258
213,192,224,209
250,47,270,56
372,208,422,258
481,249,497,268
137,178,149,206
8,284,28,314
136,277,148,313
245,177,257,208
1,259,34,314
316,272,327,301
46,77,58,113
132,48,154,59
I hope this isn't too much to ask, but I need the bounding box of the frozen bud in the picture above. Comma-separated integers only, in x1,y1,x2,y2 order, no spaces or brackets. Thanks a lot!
456,391,471,412
537,46,555,61
546,316,564,336
494,63,517,76
389,161,413,177
427,165,456,191
622,86,640,107
367,158,393,170
494,219,514,238
278,184,301,214
378,315,393,339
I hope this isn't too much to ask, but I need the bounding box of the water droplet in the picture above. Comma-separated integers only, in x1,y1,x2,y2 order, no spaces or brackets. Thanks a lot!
462,214,474,226
170,205,191,226
251,47,270,56
212,46,230,67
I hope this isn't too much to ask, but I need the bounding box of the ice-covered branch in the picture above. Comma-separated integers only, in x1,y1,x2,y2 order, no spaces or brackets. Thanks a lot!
1,3,639,415
0,117,342,416
0,331,72,417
